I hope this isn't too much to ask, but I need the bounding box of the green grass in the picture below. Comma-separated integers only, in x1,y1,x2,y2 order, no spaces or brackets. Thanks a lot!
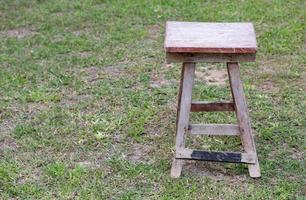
0,0,305,199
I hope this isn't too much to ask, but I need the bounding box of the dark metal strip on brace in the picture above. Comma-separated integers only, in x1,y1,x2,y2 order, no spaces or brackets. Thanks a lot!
190,150,242,163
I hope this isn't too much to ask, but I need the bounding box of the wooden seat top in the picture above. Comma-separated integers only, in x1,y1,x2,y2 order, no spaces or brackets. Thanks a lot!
165,21,257,54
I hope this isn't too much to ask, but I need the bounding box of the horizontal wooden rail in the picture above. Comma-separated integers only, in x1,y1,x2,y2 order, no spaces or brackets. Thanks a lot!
166,52,256,63
176,148,255,164
188,124,240,136
190,101,235,112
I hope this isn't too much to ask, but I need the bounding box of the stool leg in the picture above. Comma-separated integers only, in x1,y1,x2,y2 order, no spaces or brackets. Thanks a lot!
227,62,261,178
171,62,195,178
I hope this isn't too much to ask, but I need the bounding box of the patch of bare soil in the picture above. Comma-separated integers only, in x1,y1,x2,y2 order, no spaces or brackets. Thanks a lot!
126,143,153,164
164,63,174,69
26,102,49,117
0,27,37,39
257,57,290,75
77,160,97,169
69,51,92,58
0,118,15,134
72,28,93,37
60,89,91,107
148,24,161,39
290,150,305,160
61,94,90,107
84,66,100,83
82,64,126,83
71,27,100,40
75,148,121,175
149,76,175,88
102,62,130,77
72,30,86,36
17,168,42,185
52,34,65,42
260,80,280,93
184,161,247,182
104,65,122,76
195,67,228,86
53,12,65,17
150,64,178,88
0,138,17,150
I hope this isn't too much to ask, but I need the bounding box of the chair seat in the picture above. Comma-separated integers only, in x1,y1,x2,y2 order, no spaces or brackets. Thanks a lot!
165,21,257,54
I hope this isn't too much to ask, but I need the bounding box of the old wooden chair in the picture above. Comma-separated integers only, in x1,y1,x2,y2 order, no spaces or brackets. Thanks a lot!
164,21,261,178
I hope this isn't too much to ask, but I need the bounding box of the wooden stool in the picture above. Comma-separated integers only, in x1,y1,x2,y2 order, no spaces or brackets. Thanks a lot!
164,22,261,178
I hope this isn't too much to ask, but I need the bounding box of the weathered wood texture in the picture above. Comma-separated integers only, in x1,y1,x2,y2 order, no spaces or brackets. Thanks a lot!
190,101,235,112
188,124,240,135
171,62,195,178
227,62,261,178
176,148,255,164
166,52,256,63
165,22,261,178
165,22,257,54
171,66,185,178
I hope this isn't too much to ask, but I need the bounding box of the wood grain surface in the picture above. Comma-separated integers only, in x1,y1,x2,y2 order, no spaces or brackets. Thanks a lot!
165,21,257,54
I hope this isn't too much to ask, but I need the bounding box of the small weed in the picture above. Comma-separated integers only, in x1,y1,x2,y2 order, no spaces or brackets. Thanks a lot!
13,124,37,139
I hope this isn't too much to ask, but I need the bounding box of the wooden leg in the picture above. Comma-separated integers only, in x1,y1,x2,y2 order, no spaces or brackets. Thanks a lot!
227,62,261,178
171,62,195,178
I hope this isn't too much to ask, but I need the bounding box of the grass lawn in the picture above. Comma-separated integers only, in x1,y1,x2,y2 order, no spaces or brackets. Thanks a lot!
0,0,305,199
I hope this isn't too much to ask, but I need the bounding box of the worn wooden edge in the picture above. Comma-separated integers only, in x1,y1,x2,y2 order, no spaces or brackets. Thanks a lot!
174,63,195,149
191,101,235,112
165,47,257,54
166,52,256,63
227,62,261,177
170,159,184,178
171,63,195,178
176,148,255,164
188,124,240,136
164,21,170,54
